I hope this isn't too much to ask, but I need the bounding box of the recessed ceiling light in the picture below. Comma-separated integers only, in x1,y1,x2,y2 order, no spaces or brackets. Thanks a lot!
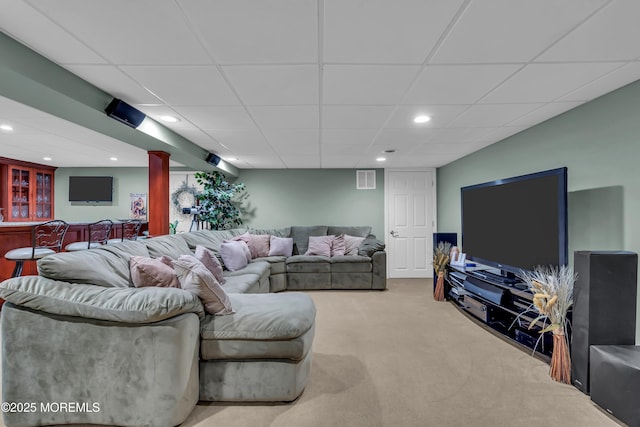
109,157,118,161
159,115,180,123
43,156,52,161
413,115,431,124
225,157,238,162
376,157,386,162
0,124,14,131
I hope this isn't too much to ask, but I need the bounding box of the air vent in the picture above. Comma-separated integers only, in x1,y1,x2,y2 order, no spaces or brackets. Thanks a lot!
356,170,376,190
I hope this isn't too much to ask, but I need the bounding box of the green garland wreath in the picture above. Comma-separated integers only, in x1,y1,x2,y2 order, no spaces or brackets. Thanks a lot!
171,181,200,212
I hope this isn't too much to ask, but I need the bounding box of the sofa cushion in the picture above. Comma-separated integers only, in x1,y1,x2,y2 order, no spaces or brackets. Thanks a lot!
327,226,372,238
249,227,291,237
37,246,138,288
269,236,293,257
143,234,192,259
253,256,287,274
0,275,204,323
195,245,225,284
221,274,261,294
330,255,372,273
219,240,250,271
286,255,331,273
180,229,244,252
305,235,334,257
200,292,315,342
173,255,234,316
358,237,386,257
129,256,180,288
290,225,328,255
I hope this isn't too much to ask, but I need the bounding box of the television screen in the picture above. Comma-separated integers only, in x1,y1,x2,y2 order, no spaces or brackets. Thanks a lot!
68,176,113,202
461,167,567,276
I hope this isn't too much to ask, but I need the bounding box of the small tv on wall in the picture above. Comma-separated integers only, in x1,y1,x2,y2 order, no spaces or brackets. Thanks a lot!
461,167,568,277
68,176,113,202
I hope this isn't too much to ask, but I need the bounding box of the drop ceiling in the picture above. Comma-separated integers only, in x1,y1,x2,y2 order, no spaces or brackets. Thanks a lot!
1,0,640,169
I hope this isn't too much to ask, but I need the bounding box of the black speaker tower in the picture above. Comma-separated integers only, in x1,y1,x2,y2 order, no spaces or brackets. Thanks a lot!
571,251,637,394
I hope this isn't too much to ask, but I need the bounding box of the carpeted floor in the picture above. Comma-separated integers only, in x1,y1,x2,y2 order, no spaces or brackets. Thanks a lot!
0,279,623,427
181,279,621,427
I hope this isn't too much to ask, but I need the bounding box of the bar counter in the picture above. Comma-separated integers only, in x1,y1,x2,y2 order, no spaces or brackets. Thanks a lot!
0,220,149,281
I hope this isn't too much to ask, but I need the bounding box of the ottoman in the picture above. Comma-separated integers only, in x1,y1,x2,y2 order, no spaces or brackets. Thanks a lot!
199,292,316,402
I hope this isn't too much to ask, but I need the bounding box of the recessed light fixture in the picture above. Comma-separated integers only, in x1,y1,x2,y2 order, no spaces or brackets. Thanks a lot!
226,157,238,162
413,115,431,124
376,157,386,162
159,115,180,123
109,157,118,161
0,124,14,131
43,156,52,161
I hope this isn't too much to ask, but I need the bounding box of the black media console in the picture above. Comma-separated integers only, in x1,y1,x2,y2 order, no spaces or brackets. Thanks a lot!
446,265,555,360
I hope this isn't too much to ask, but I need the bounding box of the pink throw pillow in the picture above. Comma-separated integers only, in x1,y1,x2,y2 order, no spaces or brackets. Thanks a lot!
248,234,270,259
331,234,346,257
305,235,335,257
130,256,180,288
344,234,365,256
220,240,250,271
173,255,234,316
269,236,294,256
195,245,225,284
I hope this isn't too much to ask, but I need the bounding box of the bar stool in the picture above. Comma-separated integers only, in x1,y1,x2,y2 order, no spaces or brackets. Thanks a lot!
4,220,69,277
107,219,142,244
65,219,113,251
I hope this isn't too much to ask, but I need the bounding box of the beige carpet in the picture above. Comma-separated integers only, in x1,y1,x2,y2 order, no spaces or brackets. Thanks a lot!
1,279,623,427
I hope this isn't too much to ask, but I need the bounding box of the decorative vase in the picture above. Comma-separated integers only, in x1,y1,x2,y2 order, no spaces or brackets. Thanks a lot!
550,329,571,384
433,272,445,301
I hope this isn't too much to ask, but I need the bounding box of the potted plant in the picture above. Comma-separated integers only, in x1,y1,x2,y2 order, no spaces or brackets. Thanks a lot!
433,241,452,301
194,171,247,230
519,265,576,384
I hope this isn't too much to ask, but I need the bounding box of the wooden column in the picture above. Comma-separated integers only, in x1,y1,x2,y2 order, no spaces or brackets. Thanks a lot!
148,151,170,237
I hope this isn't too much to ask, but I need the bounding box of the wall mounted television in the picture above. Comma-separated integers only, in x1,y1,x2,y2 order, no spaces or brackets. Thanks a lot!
68,176,113,202
461,167,568,278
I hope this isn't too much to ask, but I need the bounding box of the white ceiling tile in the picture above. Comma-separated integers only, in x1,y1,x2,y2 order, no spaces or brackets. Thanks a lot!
387,105,469,128
558,62,640,102
322,106,394,129
173,106,256,130
65,65,161,104
450,103,544,128
223,65,318,105
482,62,625,103
238,155,286,169
538,1,640,62
203,129,272,155
323,65,420,104
324,0,464,64
428,127,499,144
26,0,211,65
248,106,319,129
0,0,107,64
506,102,583,127
180,0,317,64
320,156,361,168
120,66,240,106
321,129,379,146
405,65,522,104
280,155,321,168
262,129,319,151
372,128,435,150
431,0,607,64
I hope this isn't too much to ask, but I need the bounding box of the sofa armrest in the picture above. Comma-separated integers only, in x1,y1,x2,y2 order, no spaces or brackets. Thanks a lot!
0,276,204,323
372,251,387,290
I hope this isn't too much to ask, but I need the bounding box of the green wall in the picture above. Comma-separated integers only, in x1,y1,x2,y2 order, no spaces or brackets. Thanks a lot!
238,169,385,238
437,79,640,342
54,167,148,222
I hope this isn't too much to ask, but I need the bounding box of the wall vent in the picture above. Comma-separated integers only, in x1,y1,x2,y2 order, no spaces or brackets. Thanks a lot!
356,170,376,190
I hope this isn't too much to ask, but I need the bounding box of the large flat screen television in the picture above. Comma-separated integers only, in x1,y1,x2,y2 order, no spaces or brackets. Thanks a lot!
68,176,113,202
461,167,567,277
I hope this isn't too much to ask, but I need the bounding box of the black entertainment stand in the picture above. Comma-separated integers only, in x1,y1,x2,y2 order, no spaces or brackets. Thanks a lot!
446,264,555,361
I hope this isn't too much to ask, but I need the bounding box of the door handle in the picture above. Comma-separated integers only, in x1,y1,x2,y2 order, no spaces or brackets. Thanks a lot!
390,230,399,238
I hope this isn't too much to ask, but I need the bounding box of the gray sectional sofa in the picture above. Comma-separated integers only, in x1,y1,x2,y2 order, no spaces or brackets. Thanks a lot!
0,225,386,427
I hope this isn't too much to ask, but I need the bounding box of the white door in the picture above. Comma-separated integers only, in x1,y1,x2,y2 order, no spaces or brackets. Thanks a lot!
385,169,436,278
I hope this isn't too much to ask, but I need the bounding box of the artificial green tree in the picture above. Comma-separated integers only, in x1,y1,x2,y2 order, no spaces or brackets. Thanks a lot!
194,171,246,230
